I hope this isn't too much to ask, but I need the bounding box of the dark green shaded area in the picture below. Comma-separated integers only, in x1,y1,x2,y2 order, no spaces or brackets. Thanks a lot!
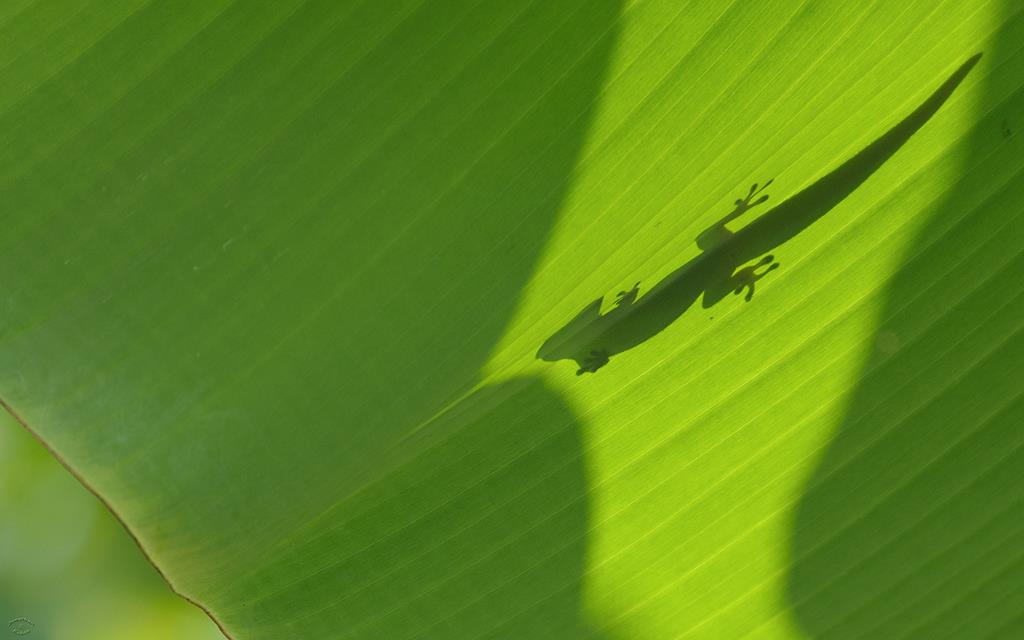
0,1,622,634
788,10,1024,638
223,376,603,639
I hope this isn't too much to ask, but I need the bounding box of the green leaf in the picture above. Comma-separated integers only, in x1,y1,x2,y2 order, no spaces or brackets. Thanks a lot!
1,2,1021,638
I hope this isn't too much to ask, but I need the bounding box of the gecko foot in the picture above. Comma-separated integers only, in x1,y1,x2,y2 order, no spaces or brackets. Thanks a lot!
733,255,779,302
576,349,610,375
734,179,774,212
615,282,640,308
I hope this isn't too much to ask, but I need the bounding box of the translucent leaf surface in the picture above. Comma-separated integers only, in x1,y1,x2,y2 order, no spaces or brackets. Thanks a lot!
1,2,1021,638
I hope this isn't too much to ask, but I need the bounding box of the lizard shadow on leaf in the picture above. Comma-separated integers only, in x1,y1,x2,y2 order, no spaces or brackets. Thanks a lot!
537,54,982,376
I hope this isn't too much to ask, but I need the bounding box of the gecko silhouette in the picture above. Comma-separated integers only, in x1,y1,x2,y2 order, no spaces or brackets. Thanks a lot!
538,54,981,375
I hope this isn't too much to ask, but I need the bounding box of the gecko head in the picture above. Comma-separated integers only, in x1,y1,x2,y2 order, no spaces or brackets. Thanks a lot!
536,297,604,364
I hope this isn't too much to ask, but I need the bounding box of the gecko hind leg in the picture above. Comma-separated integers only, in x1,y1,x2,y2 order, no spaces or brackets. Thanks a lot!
733,255,780,302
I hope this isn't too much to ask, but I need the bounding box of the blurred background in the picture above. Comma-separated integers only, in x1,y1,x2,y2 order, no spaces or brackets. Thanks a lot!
0,411,223,640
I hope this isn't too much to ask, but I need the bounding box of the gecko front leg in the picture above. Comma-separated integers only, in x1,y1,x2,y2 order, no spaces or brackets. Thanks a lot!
614,282,640,308
576,349,610,375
